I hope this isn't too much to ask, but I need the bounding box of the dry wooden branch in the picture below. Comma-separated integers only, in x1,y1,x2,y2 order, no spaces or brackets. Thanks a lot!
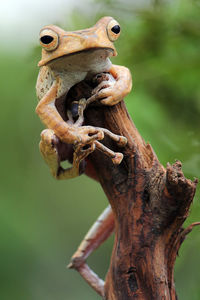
84,100,198,300
61,78,199,299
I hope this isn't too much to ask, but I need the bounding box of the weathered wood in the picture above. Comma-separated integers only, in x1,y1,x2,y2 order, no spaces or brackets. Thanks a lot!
83,100,198,300
60,77,198,299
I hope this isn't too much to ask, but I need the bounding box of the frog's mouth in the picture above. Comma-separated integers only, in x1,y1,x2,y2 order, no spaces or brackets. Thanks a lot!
38,47,115,67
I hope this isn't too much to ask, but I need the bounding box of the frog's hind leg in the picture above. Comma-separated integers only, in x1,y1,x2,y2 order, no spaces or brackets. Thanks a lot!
39,129,94,180
68,205,114,297
59,142,96,180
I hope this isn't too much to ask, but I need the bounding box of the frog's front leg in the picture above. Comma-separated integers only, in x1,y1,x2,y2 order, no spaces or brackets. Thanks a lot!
93,64,132,106
36,78,104,145
39,129,96,180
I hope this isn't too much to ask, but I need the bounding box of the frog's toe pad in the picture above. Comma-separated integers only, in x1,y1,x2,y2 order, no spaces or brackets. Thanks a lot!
112,153,123,165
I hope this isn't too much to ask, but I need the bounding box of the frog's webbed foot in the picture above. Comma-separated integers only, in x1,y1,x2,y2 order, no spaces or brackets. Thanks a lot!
39,129,95,180
57,142,95,180
74,143,96,168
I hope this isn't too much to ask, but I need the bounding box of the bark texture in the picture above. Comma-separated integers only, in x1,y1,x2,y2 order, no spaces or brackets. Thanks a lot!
84,100,198,300
64,78,198,299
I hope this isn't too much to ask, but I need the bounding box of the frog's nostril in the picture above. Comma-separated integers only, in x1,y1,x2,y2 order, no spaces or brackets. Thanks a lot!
40,35,54,44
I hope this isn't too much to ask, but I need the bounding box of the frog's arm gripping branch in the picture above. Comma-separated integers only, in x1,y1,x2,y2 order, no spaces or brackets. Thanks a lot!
36,78,105,145
99,64,132,106
36,80,76,144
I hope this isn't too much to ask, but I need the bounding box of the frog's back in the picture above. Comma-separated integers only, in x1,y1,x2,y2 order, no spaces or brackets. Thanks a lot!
36,66,54,100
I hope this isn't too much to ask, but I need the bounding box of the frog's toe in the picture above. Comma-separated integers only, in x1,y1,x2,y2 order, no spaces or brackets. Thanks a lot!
74,143,96,163
92,81,110,95
100,95,115,106
40,129,59,147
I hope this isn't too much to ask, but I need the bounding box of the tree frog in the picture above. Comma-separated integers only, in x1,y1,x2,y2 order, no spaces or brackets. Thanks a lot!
36,16,132,179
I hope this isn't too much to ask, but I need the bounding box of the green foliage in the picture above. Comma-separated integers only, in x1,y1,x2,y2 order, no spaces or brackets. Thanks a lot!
1,1,200,299
100,0,200,123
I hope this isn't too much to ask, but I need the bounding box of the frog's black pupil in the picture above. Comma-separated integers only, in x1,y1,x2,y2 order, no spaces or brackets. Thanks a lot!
111,25,120,34
40,35,54,44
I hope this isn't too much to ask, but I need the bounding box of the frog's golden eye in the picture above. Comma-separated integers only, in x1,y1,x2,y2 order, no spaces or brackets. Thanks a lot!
39,29,59,51
107,19,121,42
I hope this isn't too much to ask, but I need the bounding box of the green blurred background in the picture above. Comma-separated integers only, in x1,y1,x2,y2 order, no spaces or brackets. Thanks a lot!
1,0,200,299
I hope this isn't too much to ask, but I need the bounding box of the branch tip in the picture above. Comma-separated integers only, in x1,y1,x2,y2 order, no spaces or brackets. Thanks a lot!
183,222,200,237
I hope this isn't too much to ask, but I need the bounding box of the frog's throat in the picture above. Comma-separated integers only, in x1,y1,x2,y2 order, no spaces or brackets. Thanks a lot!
38,47,115,67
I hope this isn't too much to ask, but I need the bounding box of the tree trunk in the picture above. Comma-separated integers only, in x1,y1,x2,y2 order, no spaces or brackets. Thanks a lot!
84,100,198,300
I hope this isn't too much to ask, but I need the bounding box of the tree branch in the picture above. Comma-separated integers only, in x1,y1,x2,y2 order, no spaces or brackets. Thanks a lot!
64,78,198,299
84,100,198,300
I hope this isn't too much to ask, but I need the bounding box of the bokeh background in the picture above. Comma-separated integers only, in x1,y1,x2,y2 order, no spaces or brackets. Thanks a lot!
1,0,200,299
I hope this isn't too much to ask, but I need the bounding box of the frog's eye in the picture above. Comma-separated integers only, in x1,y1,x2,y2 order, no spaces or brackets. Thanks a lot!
39,29,59,51
107,19,121,42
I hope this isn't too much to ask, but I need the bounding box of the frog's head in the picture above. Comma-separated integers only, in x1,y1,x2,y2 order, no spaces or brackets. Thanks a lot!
38,17,121,67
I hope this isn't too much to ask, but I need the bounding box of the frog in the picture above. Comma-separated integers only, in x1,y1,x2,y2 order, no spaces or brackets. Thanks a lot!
36,16,132,180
